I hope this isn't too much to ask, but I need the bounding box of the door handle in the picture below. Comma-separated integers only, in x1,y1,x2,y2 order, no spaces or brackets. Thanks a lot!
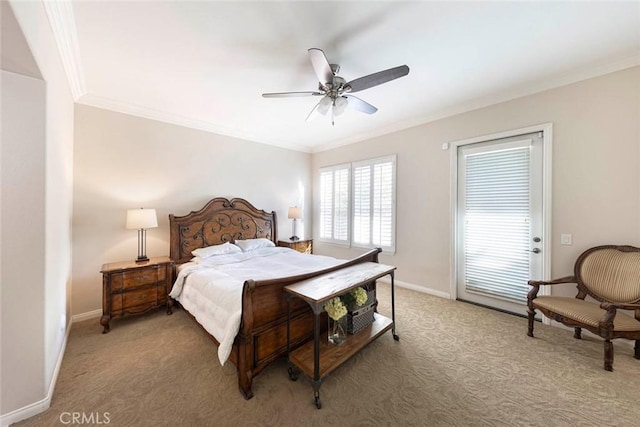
530,248,541,254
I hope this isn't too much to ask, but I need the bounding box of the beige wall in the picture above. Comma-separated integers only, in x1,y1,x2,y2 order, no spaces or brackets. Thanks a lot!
1,70,47,415
1,0,74,419
2,3,637,416
72,105,312,315
312,66,640,297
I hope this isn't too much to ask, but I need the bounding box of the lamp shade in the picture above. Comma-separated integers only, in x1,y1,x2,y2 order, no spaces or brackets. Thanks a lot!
126,208,158,229
287,206,302,220
317,96,332,116
333,96,348,116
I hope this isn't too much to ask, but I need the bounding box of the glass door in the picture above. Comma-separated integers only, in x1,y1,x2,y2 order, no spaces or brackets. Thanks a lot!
456,132,544,316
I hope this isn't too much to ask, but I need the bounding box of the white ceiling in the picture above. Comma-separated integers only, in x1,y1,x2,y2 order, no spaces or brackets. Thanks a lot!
48,1,640,152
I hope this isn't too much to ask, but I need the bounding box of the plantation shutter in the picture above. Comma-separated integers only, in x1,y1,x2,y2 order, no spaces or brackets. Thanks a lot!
319,164,349,243
353,166,370,244
319,169,333,240
333,168,349,241
373,162,394,248
463,145,531,301
352,156,396,252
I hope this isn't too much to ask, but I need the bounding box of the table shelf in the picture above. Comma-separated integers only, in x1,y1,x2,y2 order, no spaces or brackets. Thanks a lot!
284,262,398,409
290,313,393,379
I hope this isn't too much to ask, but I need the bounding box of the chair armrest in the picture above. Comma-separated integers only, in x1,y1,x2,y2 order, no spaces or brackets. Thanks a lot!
600,302,640,311
528,276,576,287
527,276,576,302
599,302,640,334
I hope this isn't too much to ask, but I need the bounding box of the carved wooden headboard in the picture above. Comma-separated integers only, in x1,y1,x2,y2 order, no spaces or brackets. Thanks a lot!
169,197,277,264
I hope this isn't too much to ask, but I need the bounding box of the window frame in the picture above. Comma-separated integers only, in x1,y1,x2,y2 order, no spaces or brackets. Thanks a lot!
318,155,397,253
318,163,351,246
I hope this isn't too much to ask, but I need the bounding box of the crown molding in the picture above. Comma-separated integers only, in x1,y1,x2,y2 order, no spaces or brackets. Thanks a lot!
43,0,86,100
74,48,638,155
312,53,640,153
77,94,314,153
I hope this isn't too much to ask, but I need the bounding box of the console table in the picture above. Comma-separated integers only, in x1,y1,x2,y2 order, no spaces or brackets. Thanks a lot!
284,262,399,409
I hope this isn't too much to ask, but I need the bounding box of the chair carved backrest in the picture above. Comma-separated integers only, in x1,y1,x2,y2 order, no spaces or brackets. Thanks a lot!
575,245,640,305
527,245,640,372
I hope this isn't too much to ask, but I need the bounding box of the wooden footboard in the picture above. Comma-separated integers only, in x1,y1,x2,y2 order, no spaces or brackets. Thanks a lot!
234,247,381,399
169,197,382,399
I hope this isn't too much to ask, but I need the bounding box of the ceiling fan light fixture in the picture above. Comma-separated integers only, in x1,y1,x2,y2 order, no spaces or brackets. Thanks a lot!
262,48,409,124
333,96,348,116
317,96,332,115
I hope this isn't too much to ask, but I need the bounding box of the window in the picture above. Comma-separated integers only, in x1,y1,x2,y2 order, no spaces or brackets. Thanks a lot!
319,155,396,252
319,164,350,243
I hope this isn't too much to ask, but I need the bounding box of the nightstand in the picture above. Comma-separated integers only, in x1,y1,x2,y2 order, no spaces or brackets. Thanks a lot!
100,256,174,333
278,238,313,254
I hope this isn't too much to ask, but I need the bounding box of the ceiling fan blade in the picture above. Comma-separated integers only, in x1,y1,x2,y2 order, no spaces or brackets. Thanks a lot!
305,99,323,122
346,65,410,93
345,95,378,114
262,91,322,98
308,48,334,85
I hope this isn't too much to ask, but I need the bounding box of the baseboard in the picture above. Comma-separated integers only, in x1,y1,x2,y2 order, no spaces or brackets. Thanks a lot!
71,308,102,323
0,397,50,427
0,316,73,427
377,277,451,300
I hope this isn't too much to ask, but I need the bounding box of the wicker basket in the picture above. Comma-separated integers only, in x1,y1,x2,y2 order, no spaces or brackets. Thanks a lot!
346,290,376,334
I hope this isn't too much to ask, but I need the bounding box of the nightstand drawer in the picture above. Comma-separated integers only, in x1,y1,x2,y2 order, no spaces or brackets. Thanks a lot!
111,266,166,291
111,289,158,314
100,256,173,333
278,239,313,254
291,241,312,254
123,287,158,309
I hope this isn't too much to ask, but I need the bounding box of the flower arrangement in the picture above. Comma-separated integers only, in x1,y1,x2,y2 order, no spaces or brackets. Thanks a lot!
324,287,369,320
324,297,347,321
325,287,370,345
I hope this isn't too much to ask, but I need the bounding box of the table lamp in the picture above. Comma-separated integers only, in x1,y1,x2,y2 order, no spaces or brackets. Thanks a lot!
126,208,158,262
287,206,302,241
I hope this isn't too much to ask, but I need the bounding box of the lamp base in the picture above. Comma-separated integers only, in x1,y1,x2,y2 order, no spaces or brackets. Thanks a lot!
135,228,150,263
290,235,300,241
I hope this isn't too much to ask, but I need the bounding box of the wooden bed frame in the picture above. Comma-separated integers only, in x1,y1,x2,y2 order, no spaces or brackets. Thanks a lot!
168,197,381,399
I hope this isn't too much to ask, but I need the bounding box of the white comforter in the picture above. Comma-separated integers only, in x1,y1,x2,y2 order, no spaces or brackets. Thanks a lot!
169,247,341,365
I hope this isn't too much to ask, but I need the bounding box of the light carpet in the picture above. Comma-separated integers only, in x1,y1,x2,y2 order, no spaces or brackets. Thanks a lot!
15,283,640,426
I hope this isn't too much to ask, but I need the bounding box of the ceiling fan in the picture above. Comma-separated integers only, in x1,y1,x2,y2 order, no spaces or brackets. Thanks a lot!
262,48,410,125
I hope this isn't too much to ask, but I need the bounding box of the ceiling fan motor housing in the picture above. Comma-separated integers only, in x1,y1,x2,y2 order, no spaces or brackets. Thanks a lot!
331,76,346,95
262,48,409,122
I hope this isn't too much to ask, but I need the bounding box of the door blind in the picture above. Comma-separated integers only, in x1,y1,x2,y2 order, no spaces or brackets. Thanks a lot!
463,146,531,302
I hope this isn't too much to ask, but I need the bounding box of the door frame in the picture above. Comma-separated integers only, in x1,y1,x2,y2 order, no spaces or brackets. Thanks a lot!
449,123,553,322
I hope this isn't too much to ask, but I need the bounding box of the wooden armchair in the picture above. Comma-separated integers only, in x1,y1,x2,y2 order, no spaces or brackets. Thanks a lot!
527,245,640,371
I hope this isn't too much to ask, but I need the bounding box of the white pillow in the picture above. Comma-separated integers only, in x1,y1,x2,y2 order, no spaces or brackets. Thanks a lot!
191,242,241,258
234,238,275,252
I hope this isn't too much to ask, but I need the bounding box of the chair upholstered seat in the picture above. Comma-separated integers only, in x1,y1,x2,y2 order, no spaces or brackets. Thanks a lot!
527,245,640,371
533,296,640,332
